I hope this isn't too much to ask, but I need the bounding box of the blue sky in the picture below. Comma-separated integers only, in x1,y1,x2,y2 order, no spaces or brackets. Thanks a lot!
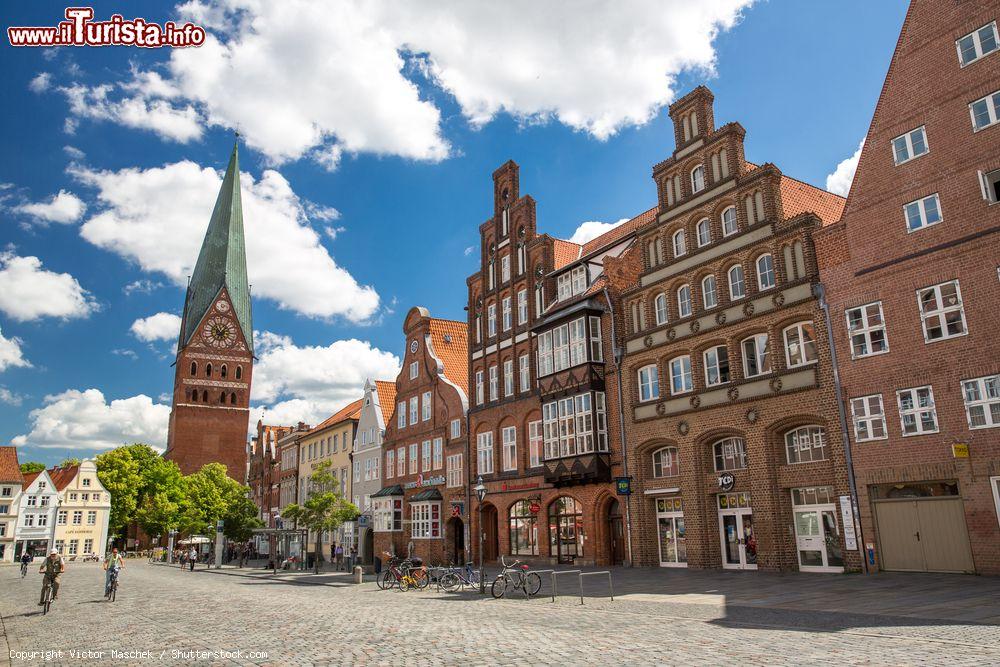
0,0,907,466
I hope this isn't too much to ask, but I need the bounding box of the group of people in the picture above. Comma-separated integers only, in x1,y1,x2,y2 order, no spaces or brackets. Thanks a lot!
330,543,358,571
174,547,201,571
26,547,125,607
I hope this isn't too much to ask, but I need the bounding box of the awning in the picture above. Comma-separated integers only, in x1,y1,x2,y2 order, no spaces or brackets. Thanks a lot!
371,484,404,498
410,488,444,502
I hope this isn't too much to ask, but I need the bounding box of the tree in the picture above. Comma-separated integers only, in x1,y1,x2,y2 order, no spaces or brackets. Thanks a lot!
223,494,263,543
183,462,250,534
282,461,359,574
59,457,81,467
19,462,45,474
95,447,144,533
136,491,183,539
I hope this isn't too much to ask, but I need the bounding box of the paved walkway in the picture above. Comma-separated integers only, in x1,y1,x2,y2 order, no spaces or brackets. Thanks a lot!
2,561,998,665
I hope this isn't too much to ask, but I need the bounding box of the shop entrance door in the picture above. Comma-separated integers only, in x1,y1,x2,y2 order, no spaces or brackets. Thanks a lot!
607,499,625,566
655,497,687,567
793,507,844,572
719,511,756,569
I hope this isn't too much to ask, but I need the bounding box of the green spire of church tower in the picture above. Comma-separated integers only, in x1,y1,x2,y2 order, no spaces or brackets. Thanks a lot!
179,140,253,354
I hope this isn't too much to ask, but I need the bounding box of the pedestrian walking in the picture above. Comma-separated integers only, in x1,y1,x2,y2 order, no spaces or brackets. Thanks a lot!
335,543,344,570
189,547,197,571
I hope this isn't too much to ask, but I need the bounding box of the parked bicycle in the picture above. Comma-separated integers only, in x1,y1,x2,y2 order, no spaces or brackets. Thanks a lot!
438,562,481,592
491,555,541,599
377,552,428,591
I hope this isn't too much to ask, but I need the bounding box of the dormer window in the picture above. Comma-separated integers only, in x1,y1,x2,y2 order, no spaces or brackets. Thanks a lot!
691,165,706,194
557,266,587,301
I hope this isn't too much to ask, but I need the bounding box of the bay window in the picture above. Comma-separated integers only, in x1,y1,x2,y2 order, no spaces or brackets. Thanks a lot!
536,316,601,377
374,497,402,532
411,502,440,539
541,391,608,460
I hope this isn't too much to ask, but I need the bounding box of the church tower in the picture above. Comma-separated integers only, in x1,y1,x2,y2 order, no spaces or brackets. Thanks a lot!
164,141,254,480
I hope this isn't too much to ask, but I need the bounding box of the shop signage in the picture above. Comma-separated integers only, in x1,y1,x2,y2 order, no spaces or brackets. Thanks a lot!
839,495,858,551
450,502,464,518
952,443,970,458
403,474,445,489
717,472,735,491
529,501,541,514
615,477,632,495
358,515,369,527
499,480,542,492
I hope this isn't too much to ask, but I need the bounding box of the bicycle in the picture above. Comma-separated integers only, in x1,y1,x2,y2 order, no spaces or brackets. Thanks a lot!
491,555,541,599
39,575,54,615
105,569,120,602
20,561,28,579
378,552,429,591
439,562,481,592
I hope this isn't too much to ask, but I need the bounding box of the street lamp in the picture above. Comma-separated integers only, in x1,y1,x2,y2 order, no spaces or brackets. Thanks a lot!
474,476,487,594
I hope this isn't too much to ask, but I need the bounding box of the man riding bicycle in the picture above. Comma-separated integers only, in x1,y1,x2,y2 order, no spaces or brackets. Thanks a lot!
104,547,125,596
19,551,32,577
38,549,65,605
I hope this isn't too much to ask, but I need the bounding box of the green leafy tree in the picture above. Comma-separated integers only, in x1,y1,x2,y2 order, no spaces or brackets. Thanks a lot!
182,462,254,536
59,457,81,467
223,493,263,542
136,491,183,538
282,461,359,574
95,447,144,533
95,444,186,535
19,462,45,474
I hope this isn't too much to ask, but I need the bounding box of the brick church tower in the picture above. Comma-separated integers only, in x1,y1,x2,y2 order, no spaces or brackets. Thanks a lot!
164,141,254,480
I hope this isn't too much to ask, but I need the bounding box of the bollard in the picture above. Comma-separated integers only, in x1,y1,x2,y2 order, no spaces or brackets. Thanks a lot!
353,565,363,584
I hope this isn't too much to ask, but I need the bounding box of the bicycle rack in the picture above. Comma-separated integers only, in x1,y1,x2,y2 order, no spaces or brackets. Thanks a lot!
579,570,614,604
548,569,582,603
527,569,554,599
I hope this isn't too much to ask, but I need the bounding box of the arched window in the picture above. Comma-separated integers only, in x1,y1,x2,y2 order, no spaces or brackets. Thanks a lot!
711,153,721,181
654,293,669,326
785,425,827,464
713,437,748,471
754,191,765,221
669,355,692,395
728,265,746,300
719,148,729,178
744,195,755,226
652,447,679,478
220,391,226,403
201,390,208,402
189,361,197,376
741,333,771,378
783,321,817,368
205,363,212,377
230,392,237,405
673,176,682,202
702,275,718,309
690,165,706,194
638,364,660,402
690,111,698,137
190,390,198,403
509,500,539,555
221,364,228,379
682,115,691,142
672,229,687,257
677,284,692,318
235,366,243,380
756,253,775,290
696,218,712,247
549,497,584,561
722,206,738,236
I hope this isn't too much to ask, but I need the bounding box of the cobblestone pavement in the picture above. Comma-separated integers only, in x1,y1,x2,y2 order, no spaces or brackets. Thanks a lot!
2,562,999,666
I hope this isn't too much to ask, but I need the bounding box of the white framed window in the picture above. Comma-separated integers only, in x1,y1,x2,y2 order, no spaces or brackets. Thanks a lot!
38,514,48,527
450,419,461,439
962,375,1000,429
785,426,828,464
589,316,603,362
396,447,405,477
957,21,998,66
477,431,494,475
447,454,463,488
489,365,498,401
970,90,1000,131
638,364,660,402
355,459,362,482
569,318,586,366
741,333,771,378
410,502,440,539
536,317,591,377
728,264,746,300
677,284,692,318
672,229,687,257
422,440,431,472
783,321,817,368
501,255,511,282
981,168,1000,203
409,396,418,425
690,165,706,193
846,302,888,358
652,447,679,478
502,296,512,331
73,511,82,525
422,391,432,421
433,437,443,469
669,355,693,395
891,126,928,165
397,402,406,428
702,275,717,309
696,218,711,247
904,193,942,232
475,315,482,344
487,303,497,337
897,386,938,436
519,354,530,392
722,206,738,236
528,420,543,467
654,293,669,325
541,391,607,459
385,450,394,478
713,437,747,472
756,253,775,290
409,361,419,380
992,477,1000,532
851,394,887,442
475,370,484,405
409,443,418,474
517,289,528,325
502,426,517,471
704,345,730,386
557,266,588,301
918,280,967,342
504,359,514,397
57,510,67,525
374,497,403,532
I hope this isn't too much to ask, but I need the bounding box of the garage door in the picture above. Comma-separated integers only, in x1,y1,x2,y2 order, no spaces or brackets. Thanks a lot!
874,497,975,573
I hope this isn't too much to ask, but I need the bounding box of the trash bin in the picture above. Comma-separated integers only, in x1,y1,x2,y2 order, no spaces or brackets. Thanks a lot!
374,556,382,574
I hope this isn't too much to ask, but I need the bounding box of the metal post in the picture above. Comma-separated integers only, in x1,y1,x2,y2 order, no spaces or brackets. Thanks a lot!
167,530,176,565
477,501,484,594
214,520,224,569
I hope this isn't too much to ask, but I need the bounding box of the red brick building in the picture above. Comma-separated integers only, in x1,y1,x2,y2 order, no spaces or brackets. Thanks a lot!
164,141,254,480
247,422,292,533
816,0,1000,575
616,86,859,573
373,307,469,565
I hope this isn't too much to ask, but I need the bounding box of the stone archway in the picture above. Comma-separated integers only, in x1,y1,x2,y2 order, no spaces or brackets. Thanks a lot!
447,516,465,565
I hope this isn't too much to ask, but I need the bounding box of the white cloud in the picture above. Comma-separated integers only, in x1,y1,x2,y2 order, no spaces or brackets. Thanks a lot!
463,246,474,256
123,279,164,296
130,312,182,342
67,0,750,163
568,218,629,245
250,331,400,425
59,83,202,143
0,252,98,322
29,72,51,93
0,387,23,406
0,326,31,372
72,160,380,322
304,201,341,222
826,139,864,197
15,189,86,224
63,145,85,160
12,388,170,451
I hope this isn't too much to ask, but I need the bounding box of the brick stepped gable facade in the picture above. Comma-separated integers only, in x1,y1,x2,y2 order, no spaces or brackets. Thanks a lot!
614,86,861,572
247,422,293,531
816,0,1000,574
164,141,254,480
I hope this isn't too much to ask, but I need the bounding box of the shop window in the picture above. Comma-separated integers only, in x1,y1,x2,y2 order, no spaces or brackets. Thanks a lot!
410,502,440,539
509,500,539,555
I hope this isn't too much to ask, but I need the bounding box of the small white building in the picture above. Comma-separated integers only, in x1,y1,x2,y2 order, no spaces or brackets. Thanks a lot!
0,446,24,562
14,468,59,559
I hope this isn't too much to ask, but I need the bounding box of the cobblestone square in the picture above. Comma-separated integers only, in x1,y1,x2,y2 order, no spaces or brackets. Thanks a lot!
3,562,999,666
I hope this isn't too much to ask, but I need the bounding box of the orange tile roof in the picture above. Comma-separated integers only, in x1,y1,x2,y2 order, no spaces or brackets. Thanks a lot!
580,206,657,256
552,239,582,270
374,380,398,425
47,464,79,492
780,175,845,226
310,398,363,435
428,318,469,397
22,470,40,487
0,446,22,483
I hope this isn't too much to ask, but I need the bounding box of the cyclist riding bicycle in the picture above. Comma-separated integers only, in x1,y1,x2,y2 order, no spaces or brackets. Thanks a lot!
104,547,125,596
38,549,65,606
19,551,32,577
